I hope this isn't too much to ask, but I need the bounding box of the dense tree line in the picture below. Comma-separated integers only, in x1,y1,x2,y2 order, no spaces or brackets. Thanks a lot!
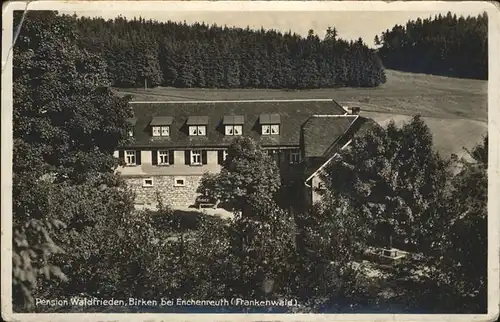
70,15,386,89
376,12,488,79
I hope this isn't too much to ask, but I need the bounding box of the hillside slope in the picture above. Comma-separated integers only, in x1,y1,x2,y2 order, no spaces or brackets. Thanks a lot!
363,112,487,159
117,70,487,122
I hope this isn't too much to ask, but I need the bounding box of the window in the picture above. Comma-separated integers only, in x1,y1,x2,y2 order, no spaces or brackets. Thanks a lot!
262,124,279,135
191,150,202,165
223,150,228,161
153,126,169,137
267,149,279,163
189,125,206,136
143,178,154,187
174,177,186,187
262,125,270,135
317,182,326,190
290,150,300,164
158,150,169,165
225,125,243,136
125,150,136,165
234,125,242,135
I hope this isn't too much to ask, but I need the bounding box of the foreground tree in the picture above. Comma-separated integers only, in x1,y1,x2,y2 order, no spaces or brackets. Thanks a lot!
197,137,297,306
322,116,451,254
197,137,281,218
315,116,487,312
295,193,373,312
439,135,488,312
12,11,133,310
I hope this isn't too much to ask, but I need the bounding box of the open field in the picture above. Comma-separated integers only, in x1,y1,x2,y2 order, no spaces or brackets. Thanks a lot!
116,69,487,122
363,112,488,159
116,69,488,158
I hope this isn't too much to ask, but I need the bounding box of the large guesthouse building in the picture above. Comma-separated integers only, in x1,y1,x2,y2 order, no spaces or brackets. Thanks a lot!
114,99,375,208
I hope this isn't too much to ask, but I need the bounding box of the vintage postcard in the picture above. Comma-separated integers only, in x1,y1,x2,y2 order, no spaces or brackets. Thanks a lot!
1,1,499,321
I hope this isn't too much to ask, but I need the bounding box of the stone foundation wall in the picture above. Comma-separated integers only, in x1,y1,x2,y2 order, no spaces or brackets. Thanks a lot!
125,175,203,208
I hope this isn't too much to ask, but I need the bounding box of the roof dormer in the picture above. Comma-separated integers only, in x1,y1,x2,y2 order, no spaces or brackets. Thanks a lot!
150,116,173,137
187,116,209,136
126,117,137,137
259,113,281,135
223,115,244,136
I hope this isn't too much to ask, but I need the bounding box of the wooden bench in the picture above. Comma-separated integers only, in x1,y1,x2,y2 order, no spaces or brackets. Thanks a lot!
198,203,217,209
196,198,218,209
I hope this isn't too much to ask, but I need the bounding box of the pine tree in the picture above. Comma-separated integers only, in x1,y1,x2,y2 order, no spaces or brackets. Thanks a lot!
176,49,195,88
377,11,487,79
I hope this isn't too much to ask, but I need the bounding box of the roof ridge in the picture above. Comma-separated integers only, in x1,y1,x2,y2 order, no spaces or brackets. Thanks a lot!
310,114,356,118
129,99,337,104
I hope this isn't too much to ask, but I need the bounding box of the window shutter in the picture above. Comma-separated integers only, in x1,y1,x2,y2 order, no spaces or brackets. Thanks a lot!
118,150,125,162
169,150,175,165
217,150,223,165
185,150,190,165
151,150,158,165
136,150,142,165
202,150,208,164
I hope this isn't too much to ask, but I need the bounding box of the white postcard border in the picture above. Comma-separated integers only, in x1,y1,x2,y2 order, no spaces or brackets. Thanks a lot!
1,1,499,322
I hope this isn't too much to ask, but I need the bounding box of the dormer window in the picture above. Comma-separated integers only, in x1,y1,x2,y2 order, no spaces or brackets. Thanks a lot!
225,125,242,136
126,117,137,137
260,114,281,135
189,125,206,136
187,116,209,136
150,116,173,137
152,126,170,137
223,115,244,136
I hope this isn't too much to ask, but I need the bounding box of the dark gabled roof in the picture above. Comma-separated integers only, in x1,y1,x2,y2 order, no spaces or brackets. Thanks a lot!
187,116,209,125
303,116,356,157
223,115,245,125
149,116,173,126
124,99,348,148
321,116,379,158
304,116,380,181
260,113,281,124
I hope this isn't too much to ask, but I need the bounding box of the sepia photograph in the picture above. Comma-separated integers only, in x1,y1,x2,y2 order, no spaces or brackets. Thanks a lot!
1,1,498,321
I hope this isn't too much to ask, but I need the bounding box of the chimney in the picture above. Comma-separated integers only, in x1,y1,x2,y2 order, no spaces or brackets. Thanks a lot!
351,107,361,115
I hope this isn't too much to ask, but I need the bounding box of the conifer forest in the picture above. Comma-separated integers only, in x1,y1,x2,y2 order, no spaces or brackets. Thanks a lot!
376,12,488,79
